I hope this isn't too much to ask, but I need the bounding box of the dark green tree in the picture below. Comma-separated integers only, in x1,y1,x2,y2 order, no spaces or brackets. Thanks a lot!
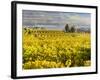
41,27,45,29
65,24,69,32
70,26,75,32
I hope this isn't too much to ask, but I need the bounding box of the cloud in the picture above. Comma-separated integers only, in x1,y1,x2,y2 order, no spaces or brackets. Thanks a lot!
23,10,91,27
67,13,91,26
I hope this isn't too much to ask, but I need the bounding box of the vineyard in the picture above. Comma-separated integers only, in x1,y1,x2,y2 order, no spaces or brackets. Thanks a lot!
22,28,91,69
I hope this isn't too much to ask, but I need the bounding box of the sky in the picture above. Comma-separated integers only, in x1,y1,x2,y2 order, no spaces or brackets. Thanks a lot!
22,10,91,30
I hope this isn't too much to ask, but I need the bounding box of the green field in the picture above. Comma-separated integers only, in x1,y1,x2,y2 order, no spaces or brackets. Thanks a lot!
22,28,91,69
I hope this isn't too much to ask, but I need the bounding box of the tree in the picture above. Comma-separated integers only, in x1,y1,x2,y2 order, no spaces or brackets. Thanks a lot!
41,27,45,29
70,26,75,32
65,24,69,32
